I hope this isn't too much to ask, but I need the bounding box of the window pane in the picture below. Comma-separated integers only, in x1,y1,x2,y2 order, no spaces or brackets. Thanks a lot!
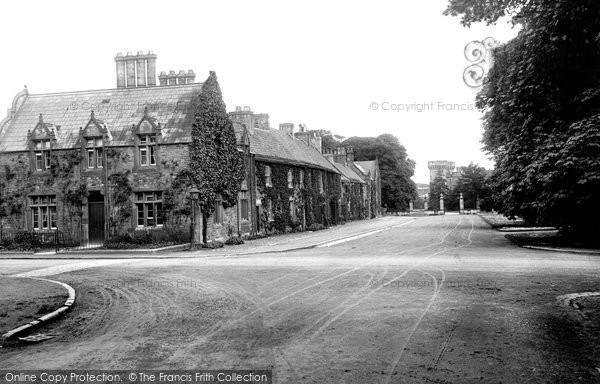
96,148,103,167
36,153,43,170
42,207,49,229
146,192,154,201
87,150,94,168
140,148,147,165
147,203,154,226
86,139,94,147
50,196,57,204
156,203,163,225
96,138,103,147
35,142,42,150
156,192,162,201
149,136,156,143
137,204,144,226
150,146,156,165
32,208,39,229
140,136,147,144
50,206,57,228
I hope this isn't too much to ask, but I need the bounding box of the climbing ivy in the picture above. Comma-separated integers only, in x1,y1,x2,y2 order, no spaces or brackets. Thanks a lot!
189,71,245,216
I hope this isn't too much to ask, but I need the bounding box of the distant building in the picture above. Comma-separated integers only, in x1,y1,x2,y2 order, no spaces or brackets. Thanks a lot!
428,160,463,189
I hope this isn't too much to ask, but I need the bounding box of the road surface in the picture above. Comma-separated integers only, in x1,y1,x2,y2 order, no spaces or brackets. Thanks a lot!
1,215,599,383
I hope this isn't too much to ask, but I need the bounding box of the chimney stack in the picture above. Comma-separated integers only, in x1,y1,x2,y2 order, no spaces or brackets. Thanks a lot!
115,51,158,88
125,52,136,88
177,70,187,85
146,51,157,86
136,51,147,87
158,71,167,86
115,53,126,88
186,70,196,84
167,70,177,85
279,123,294,135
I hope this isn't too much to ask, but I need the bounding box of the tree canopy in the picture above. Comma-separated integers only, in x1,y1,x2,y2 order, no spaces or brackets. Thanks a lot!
189,71,246,215
343,134,417,211
446,0,600,237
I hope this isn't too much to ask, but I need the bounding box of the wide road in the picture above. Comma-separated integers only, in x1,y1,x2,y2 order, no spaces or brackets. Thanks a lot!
1,215,600,383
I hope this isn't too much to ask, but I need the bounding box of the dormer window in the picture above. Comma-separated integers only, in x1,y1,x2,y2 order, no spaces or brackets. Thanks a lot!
80,111,111,170
34,140,51,171
132,107,161,169
86,138,103,169
139,135,157,166
28,114,57,172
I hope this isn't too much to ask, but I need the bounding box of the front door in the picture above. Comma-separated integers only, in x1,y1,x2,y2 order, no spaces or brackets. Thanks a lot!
88,192,105,245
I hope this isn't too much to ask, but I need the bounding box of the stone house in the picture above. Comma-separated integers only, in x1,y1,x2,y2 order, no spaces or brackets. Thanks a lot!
0,52,381,246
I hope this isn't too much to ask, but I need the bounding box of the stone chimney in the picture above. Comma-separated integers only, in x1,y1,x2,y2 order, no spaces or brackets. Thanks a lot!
158,71,167,86
146,51,157,86
346,146,354,163
136,51,147,87
126,52,136,88
115,53,126,88
333,147,347,165
279,123,294,135
186,70,196,84
115,51,158,88
167,70,177,85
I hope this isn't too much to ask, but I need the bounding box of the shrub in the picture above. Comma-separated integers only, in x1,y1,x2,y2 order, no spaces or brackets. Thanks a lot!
225,236,244,246
202,241,224,249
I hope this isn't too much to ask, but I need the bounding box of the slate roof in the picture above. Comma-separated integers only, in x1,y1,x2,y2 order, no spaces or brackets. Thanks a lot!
233,124,339,173
332,162,366,184
0,84,203,152
355,160,378,179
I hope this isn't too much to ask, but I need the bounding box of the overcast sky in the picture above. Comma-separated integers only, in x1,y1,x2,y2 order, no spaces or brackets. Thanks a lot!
0,0,518,183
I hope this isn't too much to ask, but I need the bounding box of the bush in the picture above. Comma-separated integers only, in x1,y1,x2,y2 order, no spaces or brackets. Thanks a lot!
104,227,189,249
306,223,326,232
202,241,224,249
225,236,245,245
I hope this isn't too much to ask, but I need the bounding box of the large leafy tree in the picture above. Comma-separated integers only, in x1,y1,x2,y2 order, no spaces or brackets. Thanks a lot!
343,134,417,211
189,71,246,220
446,0,600,237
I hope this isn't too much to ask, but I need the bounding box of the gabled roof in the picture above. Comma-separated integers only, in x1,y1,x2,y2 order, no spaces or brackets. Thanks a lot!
355,160,378,179
0,83,203,152
332,162,366,184
233,124,339,173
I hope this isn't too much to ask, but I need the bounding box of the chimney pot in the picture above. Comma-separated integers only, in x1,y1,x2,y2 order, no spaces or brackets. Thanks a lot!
236,106,242,112
125,54,136,87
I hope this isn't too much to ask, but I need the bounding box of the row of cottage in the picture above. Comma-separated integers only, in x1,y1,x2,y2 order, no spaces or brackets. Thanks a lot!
0,52,381,245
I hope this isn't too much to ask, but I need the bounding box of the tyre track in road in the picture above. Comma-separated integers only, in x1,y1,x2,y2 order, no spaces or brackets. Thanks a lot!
382,215,475,384
304,218,462,343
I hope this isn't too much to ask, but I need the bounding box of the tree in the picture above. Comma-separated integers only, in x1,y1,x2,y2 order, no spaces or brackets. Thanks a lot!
445,0,600,238
344,134,417,211
450,163,490,210
189,71,246,241
429,175,449,212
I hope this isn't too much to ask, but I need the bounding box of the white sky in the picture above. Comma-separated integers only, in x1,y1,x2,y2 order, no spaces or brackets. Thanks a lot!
0,0,518,184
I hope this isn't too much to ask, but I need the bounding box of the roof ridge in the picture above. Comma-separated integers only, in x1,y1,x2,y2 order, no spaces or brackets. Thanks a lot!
27,83,204,97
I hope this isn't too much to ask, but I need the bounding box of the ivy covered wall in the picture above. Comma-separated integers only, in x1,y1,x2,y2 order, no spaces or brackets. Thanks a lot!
254,160,344,233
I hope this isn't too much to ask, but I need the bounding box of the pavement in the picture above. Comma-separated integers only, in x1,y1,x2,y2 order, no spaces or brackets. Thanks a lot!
1,215,599,383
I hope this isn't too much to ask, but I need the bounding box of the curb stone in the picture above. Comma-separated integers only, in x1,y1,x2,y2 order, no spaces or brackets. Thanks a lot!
1,277,76,343
522,245,600,256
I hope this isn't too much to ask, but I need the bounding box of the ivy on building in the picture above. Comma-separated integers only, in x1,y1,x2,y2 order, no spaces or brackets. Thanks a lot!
189,71,246,219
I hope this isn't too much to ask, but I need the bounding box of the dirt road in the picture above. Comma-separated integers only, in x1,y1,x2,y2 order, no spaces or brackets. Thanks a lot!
1,215,599,383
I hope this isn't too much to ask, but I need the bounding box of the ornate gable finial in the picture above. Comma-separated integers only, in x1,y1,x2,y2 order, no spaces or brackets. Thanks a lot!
38,114,43,124
143,106,149,118
90,110,95,119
